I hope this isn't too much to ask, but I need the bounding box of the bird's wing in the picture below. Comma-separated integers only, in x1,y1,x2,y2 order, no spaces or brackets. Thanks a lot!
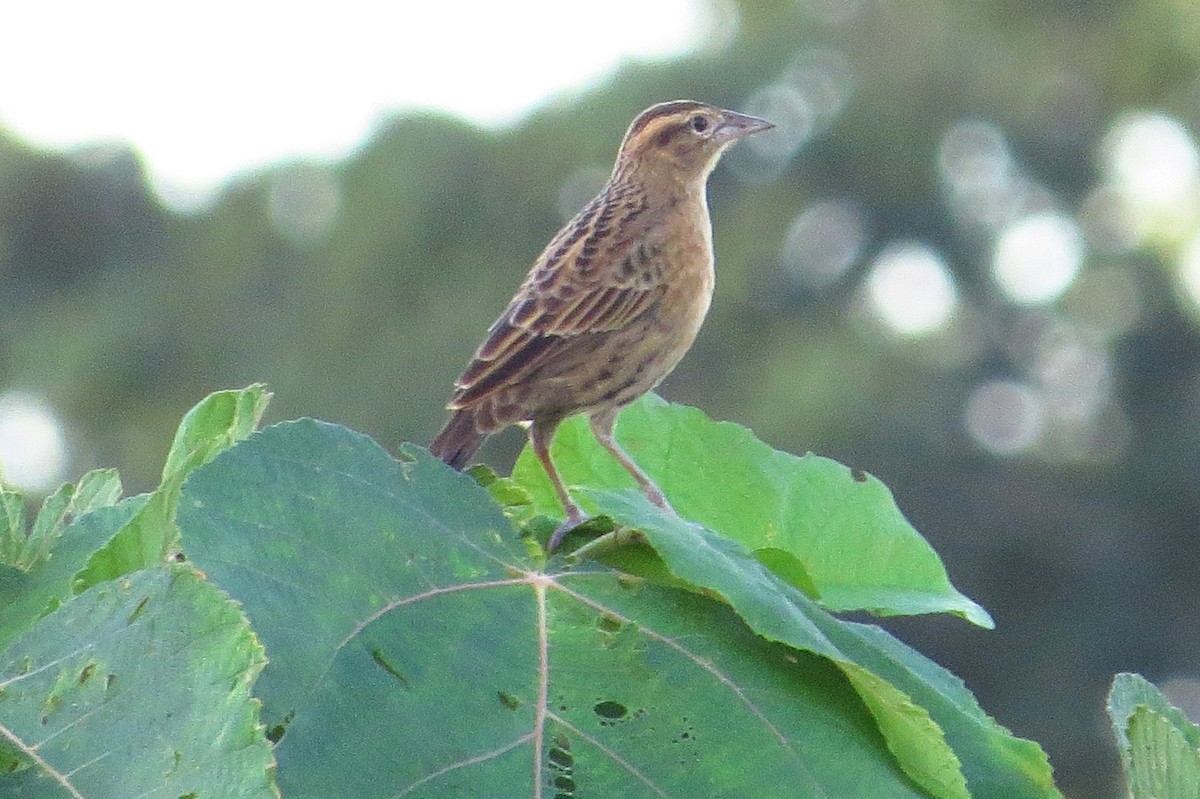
449,197,666,409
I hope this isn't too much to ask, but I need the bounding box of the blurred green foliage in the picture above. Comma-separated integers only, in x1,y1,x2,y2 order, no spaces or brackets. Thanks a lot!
4,1,1200,797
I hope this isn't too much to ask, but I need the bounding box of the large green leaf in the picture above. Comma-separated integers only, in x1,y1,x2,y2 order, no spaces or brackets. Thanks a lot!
1109,673,1200,799
511,394,991,627
575,488,1058,799
0,567,277,798
73,384,270,591
180,419,1053,798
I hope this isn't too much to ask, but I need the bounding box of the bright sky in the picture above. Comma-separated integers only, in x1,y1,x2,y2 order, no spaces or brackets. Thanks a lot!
2,0,711,206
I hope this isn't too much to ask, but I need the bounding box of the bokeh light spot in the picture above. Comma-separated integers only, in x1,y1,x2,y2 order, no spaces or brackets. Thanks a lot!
992,213,1083,305
781,200,866,289
783,48,853,121
965,380,1045,454
1034,327,1111,422
938,119,1012,194
1104,113,1200,207
731,48,851,183
865,243,958,337
737,84,815,169
0,392,68,493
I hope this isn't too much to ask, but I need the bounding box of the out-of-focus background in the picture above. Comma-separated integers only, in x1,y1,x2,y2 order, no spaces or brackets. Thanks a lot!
2,0,1198,795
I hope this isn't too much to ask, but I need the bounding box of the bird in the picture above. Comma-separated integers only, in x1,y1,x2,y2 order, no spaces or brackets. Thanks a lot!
429,100,773,550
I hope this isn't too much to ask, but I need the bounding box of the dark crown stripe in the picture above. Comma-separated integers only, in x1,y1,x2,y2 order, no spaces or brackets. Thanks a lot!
624,101,708,141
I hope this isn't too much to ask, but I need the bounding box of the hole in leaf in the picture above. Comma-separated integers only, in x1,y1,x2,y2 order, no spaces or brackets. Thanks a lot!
547,730,575,798
548,733,573,770
497,691,521,711
851,468,868,483
593,700,628,722
371,648,411,688
267,710,295,744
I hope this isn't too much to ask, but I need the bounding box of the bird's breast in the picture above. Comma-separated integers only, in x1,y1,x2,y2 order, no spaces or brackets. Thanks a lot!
662,199,715,341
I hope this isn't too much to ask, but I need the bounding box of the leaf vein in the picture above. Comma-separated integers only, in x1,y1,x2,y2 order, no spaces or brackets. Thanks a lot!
0,721,85,799
390,733,533,798
553,580,795,753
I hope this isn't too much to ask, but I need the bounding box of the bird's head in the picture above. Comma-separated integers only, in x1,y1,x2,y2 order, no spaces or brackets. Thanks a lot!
612,100,774,184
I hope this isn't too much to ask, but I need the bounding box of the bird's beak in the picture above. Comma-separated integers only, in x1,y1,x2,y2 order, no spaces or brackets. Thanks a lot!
713,110,775,143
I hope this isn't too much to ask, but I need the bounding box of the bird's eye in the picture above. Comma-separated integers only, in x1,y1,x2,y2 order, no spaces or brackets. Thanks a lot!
690,115,709,133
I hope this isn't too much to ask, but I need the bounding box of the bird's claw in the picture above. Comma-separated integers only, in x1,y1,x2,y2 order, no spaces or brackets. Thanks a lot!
547,509,590,552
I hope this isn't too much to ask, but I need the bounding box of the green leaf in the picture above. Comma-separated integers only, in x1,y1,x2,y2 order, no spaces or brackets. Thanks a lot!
832,622,1060,799
0,470,121,571
57,468,123,519
159,382,272,483
179,419,1052,798
1109,673,1200,757
0,497,146,650
0,485,28,567
576,489,1058,799
468,463,538,527
1125,708,1200,799
0,567,277,798
72,384,270,592
1108,673,1200,798
598,500,973,796
511,394,992,627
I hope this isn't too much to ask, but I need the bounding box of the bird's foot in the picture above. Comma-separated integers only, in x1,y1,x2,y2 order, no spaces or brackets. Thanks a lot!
547,508,591,552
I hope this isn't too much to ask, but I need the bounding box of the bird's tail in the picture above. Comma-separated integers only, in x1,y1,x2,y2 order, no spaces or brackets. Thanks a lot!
429,408,486,471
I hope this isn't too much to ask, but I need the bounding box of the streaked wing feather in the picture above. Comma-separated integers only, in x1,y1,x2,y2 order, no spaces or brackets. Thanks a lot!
450,190,663,408
451,323,562,406
546,284,663,334
450,282,665,407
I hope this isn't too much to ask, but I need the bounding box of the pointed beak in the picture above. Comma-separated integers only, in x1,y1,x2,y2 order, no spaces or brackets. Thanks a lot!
713,109,775,143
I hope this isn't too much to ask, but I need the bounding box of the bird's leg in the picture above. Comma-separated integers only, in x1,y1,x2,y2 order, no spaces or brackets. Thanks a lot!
589,410,675,514
531,420,588,550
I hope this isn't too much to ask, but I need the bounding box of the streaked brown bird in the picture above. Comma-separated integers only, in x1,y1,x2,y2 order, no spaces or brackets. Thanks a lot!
430,100,773,549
